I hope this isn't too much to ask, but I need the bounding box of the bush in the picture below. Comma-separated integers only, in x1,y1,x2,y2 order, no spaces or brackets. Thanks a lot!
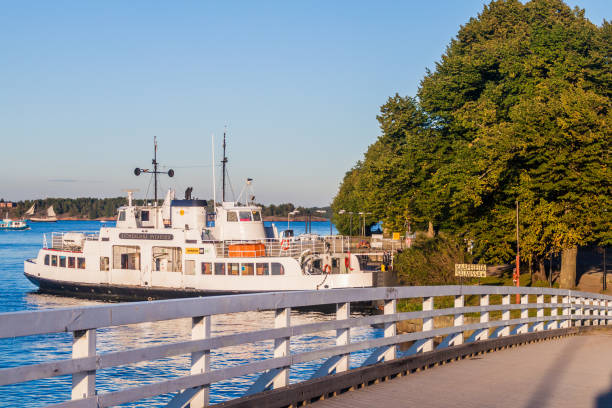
394,233,473,286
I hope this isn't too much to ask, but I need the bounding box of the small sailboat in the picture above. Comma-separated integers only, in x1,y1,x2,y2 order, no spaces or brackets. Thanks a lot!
24,204,35,219
30,205,58,222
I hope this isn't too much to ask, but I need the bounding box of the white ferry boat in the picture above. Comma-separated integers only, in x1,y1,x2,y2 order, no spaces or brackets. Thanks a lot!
23,138,396,299
23,191,394,298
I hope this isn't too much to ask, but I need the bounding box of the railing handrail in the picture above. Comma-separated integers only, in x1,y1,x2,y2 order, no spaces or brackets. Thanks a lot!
1,285,610,408
1,286,610,339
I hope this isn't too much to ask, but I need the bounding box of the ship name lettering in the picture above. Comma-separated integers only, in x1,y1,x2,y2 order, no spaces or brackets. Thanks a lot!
119,233,174,240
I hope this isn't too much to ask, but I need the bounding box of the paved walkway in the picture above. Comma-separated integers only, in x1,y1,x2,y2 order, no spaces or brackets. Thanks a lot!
310,331,612,408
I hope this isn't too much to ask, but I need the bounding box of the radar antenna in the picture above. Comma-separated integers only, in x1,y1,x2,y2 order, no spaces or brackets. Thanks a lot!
121,189,140,207
134,136,174,206
237,178,256,206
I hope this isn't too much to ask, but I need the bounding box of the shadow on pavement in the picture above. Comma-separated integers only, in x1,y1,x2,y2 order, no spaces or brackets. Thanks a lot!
523,340,581,408
595,376,612,408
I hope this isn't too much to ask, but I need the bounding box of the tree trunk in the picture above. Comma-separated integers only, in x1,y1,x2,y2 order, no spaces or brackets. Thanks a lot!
549,253,553,287
528,256,533,282
533,258,546,282
427,221,434,238
560,247,578,289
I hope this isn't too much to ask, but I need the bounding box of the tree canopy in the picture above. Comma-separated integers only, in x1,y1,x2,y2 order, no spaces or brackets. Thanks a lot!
332,0,611,271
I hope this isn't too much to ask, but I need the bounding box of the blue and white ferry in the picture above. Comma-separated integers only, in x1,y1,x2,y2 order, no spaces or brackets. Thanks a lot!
0,217,29,230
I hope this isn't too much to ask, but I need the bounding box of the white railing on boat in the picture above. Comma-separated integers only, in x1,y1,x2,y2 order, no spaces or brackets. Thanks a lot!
211,236,405,259
0,286,610,407
41,232,405,255
43,232,100,251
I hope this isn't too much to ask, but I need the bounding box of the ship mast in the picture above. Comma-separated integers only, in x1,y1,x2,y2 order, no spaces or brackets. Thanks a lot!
153,136,158,204
222,128,228,202
134,137,174,206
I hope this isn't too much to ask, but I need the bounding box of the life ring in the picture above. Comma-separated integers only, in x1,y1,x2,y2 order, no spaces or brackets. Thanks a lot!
322,264,331,274
281,240,290,251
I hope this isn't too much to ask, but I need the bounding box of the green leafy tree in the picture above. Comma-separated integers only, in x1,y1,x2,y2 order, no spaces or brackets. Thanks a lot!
333,0,611,286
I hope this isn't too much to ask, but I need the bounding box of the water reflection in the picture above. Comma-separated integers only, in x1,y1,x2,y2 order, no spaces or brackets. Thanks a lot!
1,293,381,407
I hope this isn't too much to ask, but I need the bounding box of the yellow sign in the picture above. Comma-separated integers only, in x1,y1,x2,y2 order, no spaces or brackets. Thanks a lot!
455,264,487,278
392,232,401,240
180,210,185,216
185,248,202,255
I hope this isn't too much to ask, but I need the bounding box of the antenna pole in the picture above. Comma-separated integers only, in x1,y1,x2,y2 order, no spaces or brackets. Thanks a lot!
153,136,158,206
212,133,217,206
133,137,174,206
222,127,228,202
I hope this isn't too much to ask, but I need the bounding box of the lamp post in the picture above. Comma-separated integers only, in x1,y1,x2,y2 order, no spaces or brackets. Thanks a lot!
358,212,372,236
287,210,299,230
315,210,329,235
338,210,354,236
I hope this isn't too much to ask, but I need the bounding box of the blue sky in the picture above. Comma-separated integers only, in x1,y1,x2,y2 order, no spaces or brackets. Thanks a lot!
1,1,609,206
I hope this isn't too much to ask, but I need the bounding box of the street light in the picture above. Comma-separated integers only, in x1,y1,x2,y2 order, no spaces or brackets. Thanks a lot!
287,210,299,230
315,210,330,235
338,209,354,236
358,212,372,236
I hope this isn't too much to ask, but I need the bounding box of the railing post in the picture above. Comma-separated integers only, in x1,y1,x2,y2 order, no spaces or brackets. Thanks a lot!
549,295,558,330
454,295,464,345
480,294,489,340
562,293,571,328
500,294,510,337
574,295,580,327
593,299,599,326
274,307,291,388
383,299,396,361
191,315,211,407
598,299,604,326
336,302,350,372
607,300,611,326
422,296,434,352
71,329,96,400
519,294,529,334
534,294,544,332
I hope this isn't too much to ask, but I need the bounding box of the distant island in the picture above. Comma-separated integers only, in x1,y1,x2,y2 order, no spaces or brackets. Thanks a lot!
0,198,330,222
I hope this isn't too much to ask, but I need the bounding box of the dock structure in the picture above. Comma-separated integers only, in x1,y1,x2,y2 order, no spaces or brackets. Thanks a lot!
0,286,611,407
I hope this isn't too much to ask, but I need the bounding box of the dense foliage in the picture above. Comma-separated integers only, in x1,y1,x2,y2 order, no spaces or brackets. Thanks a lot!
332,0,611,284
395,233,472,286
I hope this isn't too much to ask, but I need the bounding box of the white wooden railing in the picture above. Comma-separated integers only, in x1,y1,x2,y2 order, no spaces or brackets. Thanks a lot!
0,286,611,407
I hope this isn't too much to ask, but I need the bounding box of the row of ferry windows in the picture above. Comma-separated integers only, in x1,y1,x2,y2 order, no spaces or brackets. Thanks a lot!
44,254,86,269
226,210,262,222
45,245,284,276
200,262,284,276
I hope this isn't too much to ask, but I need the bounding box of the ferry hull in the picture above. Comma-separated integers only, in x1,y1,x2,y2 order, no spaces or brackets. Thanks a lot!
24,272,266,301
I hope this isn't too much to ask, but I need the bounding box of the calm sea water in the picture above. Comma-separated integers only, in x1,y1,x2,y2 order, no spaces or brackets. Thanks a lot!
0,221,379,407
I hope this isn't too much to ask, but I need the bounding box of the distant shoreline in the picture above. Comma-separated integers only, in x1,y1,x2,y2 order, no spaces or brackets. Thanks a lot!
40,216,330,222
263,216,329,222
54,216,116,221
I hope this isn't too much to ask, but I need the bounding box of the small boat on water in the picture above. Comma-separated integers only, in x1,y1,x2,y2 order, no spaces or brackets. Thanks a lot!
27,204,58,222
0,214,29,230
